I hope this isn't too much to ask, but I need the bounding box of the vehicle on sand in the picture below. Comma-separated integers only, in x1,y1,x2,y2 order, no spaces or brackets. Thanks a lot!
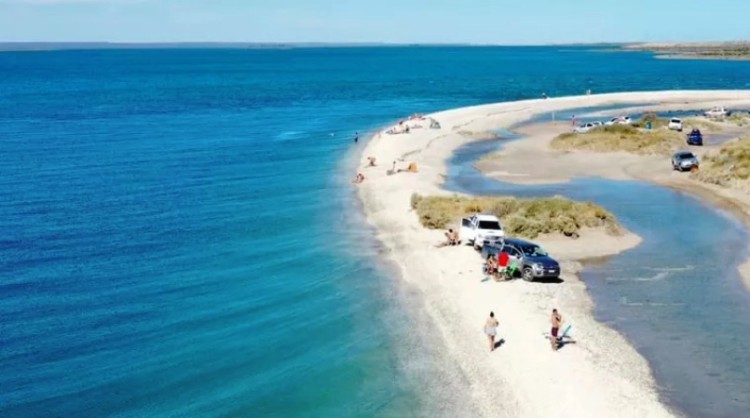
672,151,699,171
482,238,561,281
687,128,703,146
460,214,505,250
704,107,729,119
668,118,683,131
604,116,632,126
574,122,597,133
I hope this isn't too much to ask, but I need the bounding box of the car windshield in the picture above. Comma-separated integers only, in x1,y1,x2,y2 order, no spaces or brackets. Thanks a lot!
478,221,502,230
677,152,695,159
519,245,547,256
671,119,681,123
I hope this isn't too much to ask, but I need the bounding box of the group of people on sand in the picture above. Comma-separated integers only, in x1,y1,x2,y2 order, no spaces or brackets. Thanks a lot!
484,308,565,352
355,158,420,183
484,252,516,281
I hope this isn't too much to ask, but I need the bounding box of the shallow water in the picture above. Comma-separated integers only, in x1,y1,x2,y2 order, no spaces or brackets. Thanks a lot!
445,134,750,417
2,46,750,417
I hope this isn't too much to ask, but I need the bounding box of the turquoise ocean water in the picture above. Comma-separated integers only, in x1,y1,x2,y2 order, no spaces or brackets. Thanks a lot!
1,47,750,417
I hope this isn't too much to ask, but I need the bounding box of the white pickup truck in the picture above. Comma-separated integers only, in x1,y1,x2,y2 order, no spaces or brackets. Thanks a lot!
460,214,505,250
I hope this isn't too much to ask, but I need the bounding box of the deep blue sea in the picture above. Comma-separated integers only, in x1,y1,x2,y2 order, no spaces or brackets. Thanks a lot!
1,47,750,417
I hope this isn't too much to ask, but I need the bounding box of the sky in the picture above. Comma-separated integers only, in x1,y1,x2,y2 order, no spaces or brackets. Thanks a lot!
0,0,749,44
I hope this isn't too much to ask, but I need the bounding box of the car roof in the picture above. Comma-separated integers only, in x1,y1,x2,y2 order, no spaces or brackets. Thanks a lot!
674,151,695,157
504,237,536,247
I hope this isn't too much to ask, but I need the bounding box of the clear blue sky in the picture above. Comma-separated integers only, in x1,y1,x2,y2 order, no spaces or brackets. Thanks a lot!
1,0,748,44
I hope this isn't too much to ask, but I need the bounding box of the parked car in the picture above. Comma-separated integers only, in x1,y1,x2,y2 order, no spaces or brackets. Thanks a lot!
668,118,683,131
591,121,603,127
704,107,729,119
481,238,561,281
460,214,505,250
604,116,632,126
672,151,699,171
574,122,597,133
687,128,703,146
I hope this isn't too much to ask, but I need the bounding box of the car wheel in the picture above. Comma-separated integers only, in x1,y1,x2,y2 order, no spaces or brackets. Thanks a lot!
522,267,534,282
474,242,481,251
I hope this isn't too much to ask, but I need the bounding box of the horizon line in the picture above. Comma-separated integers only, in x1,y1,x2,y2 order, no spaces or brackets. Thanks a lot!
1,40,747,52
0,41,637,51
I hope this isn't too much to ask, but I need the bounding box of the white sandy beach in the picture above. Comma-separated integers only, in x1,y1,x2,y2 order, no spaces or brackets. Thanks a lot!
357,91,750,418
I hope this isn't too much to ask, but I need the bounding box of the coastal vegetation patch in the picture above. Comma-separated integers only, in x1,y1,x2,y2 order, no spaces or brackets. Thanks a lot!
683,117,723,131
691,136,750,187
410,194,622,238
626,42,750,60
632,113,669,129
728,113,750,127
551,124,682,155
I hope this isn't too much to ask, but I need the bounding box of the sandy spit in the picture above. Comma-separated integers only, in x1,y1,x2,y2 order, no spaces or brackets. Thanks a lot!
353,91,750,417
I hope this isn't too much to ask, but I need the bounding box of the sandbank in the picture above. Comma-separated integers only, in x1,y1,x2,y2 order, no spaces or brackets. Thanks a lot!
355,91,750,417
476,107,750,291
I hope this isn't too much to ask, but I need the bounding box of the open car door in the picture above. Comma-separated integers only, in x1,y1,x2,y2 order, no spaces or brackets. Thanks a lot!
460,217,474,245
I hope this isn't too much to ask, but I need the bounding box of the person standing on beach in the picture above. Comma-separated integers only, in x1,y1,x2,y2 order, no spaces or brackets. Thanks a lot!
571,115,577,127
550,309,563,351
354,132,359,143
484,312,499,352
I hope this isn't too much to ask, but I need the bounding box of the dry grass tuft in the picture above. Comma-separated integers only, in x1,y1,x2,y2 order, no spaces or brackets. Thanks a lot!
691,136,750,187
550,124,682,155
727,113,750,127
683,118,723,132
411,194,622,239
632,113,669,129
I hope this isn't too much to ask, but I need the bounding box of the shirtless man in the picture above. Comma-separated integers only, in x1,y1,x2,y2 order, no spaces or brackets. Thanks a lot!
550,309,563,351
447,229,459,245
436,228,459,247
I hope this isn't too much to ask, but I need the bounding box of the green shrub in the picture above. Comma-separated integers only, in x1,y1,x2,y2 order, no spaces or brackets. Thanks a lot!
411,194,622,239
551,123,681,155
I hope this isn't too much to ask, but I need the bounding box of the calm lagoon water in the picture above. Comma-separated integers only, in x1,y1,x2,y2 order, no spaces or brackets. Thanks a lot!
446,135,750,418
1,46,750,417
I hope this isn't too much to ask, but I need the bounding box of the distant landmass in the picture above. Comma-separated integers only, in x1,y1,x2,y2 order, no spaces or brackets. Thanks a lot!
624,41,750,60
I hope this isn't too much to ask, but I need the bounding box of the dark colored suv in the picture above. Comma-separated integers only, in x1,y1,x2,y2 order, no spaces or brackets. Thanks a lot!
687,128,703,146
481,237,561,281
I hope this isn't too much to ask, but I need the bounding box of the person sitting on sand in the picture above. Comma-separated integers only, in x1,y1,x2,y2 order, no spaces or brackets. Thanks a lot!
352,173,365,184
484,312,499,352
436,228,460,247
367,157,377,167
446,228,459,245
550,308,563,351
485,254,498,276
